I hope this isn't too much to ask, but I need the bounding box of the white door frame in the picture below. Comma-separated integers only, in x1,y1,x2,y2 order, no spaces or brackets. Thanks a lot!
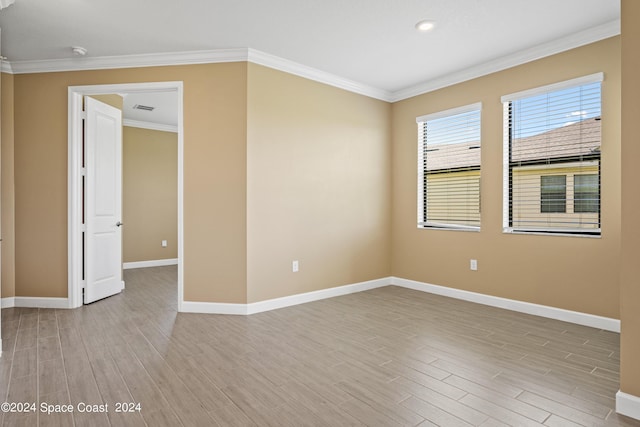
68,82,184,310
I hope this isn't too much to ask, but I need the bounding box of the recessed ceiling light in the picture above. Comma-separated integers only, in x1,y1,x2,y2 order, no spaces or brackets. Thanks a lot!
415,20,435,32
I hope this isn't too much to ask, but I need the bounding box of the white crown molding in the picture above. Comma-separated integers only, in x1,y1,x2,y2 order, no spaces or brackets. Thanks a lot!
7,48,249,75
0,0,16,9
391,19,621,102
0,60,12,74
123,119,178,133
1,19,620,103
247,49,392,102
4,46,392,101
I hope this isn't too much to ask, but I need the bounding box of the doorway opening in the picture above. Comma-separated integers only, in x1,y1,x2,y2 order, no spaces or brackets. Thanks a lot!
68,82,184,311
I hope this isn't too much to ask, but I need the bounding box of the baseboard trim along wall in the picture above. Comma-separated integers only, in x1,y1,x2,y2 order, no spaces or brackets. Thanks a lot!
390,277,620,333
2,275,619,334
617,391,640,420
181,276,620,333
123,258,178,270
1,297,70,309
181,277,391,315
391,277,620,333
248,277,390,315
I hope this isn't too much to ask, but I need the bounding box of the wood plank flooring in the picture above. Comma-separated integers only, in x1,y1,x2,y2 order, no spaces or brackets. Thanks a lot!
1,266,639,426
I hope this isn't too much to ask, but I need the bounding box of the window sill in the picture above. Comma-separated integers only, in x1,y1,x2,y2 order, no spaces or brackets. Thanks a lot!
503,229,601,239
418,225,481,233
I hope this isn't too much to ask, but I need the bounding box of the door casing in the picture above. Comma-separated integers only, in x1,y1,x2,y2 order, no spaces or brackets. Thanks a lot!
68,82,184,310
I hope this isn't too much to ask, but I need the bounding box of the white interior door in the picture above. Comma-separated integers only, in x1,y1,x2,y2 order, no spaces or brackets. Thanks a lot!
84,96,124,304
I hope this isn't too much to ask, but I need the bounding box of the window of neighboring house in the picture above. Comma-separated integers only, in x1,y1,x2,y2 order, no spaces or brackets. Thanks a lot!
502,73,602,236
574,174,599,213
540,175,566,213
417,103,481,230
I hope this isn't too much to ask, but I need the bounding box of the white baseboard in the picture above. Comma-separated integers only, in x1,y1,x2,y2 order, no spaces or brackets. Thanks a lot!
391,277,620,333
1,297,70,309
247,277,390,315
2,273,616,335
123,258,178,270
181,276,620,333
617,391,640,421
180,301,248,315
180,277,391,315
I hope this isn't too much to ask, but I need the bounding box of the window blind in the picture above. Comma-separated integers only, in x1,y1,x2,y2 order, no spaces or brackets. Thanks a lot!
417,103,481,230
502,74,602,235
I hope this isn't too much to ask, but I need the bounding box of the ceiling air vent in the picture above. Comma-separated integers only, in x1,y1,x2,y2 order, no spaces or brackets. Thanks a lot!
133,104,155,111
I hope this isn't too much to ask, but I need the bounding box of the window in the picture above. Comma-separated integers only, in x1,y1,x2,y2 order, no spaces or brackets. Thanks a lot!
540,175,566,213
502,73,602,236
574,174,599,213
417,103,481,230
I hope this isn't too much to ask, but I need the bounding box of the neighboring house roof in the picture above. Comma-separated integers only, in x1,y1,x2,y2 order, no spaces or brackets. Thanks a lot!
511,117,601,163
424,117,600,172
424,141,481,172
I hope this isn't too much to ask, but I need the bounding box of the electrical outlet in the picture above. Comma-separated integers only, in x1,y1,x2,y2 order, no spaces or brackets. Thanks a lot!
470,259,478,271
162,240,167,248
292,260,299,272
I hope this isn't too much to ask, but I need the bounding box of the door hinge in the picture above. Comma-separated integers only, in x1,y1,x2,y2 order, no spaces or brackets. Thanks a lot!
81,167,86,176
81,111,87,120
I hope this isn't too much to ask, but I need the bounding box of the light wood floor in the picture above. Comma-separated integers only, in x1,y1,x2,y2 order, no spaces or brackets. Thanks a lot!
1,266,639,426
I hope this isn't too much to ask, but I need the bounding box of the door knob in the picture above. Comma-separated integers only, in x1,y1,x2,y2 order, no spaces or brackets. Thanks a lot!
116,221,123,227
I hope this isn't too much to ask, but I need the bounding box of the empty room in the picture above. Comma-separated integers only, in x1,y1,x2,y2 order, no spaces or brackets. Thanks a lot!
1,0,640,426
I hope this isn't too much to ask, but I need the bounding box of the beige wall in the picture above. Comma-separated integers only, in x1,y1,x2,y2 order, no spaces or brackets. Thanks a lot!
13,63,248,302
89,94,123,110
123,126,178,263
10,61,389,304
620,0,640,398
3,36,626,320
2,72,15,299
391,37,621,319
246,64,391,302
4,17,637,413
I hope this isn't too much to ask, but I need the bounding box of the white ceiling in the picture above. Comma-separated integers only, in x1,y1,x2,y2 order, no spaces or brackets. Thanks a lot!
122,92,178,128
0,0,620,97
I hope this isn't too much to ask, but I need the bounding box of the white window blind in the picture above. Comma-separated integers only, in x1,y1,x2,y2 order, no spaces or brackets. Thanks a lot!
417,103,481,230
502,73,602,236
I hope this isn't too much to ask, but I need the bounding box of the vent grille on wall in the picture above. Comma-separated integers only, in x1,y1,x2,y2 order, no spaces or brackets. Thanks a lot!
133,104,155,111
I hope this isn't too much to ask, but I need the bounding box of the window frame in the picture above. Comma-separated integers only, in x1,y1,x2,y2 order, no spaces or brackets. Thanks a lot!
501,73,603,237
417,102,482,231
